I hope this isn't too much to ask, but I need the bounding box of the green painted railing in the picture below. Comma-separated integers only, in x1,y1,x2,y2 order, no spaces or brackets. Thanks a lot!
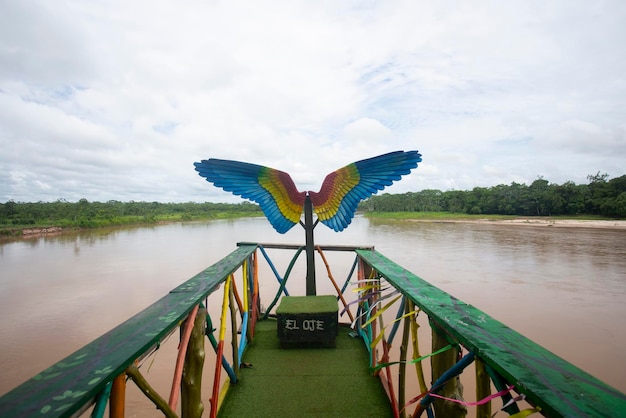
1,243,624,418
355,249,626,417
0,244,257,418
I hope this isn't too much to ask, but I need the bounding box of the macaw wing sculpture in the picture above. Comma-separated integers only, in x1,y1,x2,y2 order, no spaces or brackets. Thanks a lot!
194,150,421,234
309,150,422,231
193,159,305,233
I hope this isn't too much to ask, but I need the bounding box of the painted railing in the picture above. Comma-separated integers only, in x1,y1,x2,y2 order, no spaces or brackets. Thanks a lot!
1,243,625,418
352,249,626,418
0,244,257,418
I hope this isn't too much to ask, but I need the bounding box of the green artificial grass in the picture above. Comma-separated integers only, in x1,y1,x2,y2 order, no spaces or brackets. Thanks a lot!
276,295,338,315
217,319,393,418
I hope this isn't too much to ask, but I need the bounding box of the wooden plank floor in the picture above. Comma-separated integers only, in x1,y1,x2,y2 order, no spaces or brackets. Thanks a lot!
218,319,393,417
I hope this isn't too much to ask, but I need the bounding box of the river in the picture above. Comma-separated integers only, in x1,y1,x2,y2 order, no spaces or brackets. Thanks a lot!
1,216,625,409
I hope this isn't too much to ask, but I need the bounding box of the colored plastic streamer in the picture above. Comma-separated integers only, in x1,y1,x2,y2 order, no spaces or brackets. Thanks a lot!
349,289,400,328
352,283,386,293
367,306,420,350
362,295,402,327
405,351,475,412
490,393,542,418
484,363,520,415
373,343,455,372
508,407,541,417
501,393,526,408
342,290,382,318
428,385,515,406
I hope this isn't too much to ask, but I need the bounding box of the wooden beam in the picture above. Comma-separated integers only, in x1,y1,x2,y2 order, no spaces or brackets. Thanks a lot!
109,373,126,418
430,323,467,418
475,358,491,418
126,365,176,418
182,307,207,418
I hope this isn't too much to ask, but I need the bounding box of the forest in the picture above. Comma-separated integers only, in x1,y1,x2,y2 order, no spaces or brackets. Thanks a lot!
361,173,626,217
0,200,262,232
1,173,625,235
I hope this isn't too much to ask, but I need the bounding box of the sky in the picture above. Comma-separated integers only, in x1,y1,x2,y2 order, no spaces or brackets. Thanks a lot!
1,1,625,203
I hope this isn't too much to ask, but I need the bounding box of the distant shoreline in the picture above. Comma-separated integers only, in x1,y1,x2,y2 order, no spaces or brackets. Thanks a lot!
3,216,626,241
400,217,626,230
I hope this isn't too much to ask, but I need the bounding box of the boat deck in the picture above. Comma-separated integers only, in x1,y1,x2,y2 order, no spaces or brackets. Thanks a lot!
217,319,393,417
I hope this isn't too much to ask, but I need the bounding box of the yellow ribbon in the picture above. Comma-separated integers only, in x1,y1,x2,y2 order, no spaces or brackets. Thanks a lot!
509,408,541,418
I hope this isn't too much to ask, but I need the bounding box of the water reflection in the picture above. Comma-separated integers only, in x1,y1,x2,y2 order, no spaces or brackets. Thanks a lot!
1,217,625,402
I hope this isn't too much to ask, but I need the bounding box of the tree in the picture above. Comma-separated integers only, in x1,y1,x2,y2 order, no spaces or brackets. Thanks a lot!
1,200,17,218
528,178,549,216
442,190,468,213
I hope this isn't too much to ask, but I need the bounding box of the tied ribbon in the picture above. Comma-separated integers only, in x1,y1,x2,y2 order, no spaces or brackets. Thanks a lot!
507,408,542,417
340,279,393,317
425,385,542,418
428,385,515,406
373,343,455,372
347,289,400,326
361,295,403,328
491,392,542,418
362,295,406,348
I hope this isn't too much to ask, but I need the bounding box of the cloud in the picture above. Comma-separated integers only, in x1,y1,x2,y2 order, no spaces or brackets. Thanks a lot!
1,0,625,203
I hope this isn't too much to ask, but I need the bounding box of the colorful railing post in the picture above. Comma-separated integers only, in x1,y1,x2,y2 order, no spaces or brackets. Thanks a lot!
429,322,467,417
475,358,491,418
237,258,250,365
210,274,232,418
316,246,355,323
398,299,412,418
169,305,200,411
182,306,207,418
91,381,112,418
409,300,427,396
228,277,240,380
249,251,260,339
109,373,126,418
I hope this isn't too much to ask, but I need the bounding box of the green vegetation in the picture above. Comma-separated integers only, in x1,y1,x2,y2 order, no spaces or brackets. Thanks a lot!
2,173,624,238
0,199,262,237
365,211,610,222
360,173,626,218
365,211,516,221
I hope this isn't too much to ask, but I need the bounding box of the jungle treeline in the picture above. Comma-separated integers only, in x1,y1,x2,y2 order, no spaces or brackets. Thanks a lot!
1,173,625,233
0,199,262,230
360,173,626,217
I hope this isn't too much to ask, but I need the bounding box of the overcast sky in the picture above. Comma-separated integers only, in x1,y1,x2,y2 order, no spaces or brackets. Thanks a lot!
1,1,625,203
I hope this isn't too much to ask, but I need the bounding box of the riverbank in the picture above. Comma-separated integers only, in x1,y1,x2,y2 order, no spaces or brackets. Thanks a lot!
405,217,626,229
0,213,265,240
365,212,626,230
3,215,625,241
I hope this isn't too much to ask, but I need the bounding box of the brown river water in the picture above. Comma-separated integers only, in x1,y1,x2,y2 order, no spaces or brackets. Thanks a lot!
1,216,625,415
